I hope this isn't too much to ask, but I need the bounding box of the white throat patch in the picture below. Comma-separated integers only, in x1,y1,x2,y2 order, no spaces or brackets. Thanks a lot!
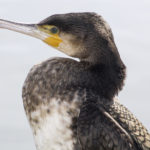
57,32,84,58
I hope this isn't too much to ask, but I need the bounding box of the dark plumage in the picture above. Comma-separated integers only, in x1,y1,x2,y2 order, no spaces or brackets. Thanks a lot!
1,12,150,150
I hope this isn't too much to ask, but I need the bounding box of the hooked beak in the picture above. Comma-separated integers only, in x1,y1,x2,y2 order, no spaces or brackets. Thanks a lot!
0,19,62,47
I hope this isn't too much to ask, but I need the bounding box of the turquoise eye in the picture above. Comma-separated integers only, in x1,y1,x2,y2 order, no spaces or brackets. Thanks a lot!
50,27,59,34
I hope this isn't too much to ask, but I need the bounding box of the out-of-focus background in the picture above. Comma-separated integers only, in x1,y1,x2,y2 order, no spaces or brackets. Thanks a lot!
0,0,150,149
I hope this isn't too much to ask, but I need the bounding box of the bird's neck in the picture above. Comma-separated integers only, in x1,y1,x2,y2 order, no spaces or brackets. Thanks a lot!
79,44,126,100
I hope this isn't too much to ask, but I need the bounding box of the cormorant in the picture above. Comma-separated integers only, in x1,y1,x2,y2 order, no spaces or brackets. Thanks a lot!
0,12,150,150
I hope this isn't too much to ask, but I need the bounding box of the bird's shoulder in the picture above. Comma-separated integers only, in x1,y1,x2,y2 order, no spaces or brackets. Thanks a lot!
26,57,78,78
22,57,79,92
22,57,85,115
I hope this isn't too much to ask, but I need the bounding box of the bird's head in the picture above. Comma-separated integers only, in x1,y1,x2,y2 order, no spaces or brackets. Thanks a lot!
0,12,121,64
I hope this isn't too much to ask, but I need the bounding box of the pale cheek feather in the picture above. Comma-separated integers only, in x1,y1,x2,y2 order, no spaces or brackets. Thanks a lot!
57,33,83,57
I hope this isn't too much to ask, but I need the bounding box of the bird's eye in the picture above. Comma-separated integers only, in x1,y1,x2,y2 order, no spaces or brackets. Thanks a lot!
50,27,59,34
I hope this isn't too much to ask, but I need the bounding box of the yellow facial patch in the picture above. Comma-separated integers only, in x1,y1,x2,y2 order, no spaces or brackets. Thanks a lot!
44,35,62,47
38,25,62,47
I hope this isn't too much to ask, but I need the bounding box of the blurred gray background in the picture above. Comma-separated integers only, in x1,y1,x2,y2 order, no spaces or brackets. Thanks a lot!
0,0,150,150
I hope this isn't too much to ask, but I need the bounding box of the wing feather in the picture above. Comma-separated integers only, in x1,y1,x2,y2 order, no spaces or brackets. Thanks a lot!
107,100,150,150
77,101,137,150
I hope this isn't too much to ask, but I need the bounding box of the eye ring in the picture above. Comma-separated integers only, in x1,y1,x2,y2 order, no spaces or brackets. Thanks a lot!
50,26,59,34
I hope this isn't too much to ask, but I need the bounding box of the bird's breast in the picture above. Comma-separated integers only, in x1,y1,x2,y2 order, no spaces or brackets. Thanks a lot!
30,97,81,150
22,58,86,150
